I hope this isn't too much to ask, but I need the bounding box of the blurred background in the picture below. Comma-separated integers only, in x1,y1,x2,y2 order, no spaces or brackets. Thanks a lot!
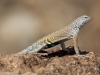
0,0,100,56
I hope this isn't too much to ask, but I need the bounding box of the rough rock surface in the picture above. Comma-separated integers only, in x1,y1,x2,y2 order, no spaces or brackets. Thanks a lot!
0,46,100,75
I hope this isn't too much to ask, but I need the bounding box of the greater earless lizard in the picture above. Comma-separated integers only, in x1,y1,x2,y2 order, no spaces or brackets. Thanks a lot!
18,15,92,55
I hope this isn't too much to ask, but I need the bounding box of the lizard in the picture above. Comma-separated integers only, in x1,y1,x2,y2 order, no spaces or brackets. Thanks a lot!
18,15,92,55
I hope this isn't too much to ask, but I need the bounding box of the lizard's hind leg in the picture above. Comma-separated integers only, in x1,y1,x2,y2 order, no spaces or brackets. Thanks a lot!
60,42,70,52
61,42,66,51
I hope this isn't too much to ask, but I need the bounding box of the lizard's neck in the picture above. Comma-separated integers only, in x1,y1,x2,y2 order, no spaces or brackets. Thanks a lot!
69,17,85,29
67,23,81,38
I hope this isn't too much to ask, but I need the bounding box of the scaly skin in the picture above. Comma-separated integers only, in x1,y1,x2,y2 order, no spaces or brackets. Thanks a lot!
18,15,92,55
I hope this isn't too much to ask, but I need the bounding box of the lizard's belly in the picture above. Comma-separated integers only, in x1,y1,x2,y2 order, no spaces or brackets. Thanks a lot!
44,40,64,49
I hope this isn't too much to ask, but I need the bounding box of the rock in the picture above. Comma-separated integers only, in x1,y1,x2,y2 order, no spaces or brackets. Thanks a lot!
0,47,100,75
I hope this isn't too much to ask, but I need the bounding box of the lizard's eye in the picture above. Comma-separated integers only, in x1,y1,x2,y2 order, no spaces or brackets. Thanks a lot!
84,16,88,18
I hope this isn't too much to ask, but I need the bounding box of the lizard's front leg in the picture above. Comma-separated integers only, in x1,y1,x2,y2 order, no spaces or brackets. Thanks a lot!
73,36,80,55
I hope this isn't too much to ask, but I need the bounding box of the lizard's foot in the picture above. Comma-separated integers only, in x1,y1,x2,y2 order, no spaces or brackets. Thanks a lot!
62,46,74,53
74,54,91,57
74,46,81,55
34,53,48,55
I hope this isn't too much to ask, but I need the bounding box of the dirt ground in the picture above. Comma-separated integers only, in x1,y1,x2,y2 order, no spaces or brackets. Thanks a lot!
0,46,100,75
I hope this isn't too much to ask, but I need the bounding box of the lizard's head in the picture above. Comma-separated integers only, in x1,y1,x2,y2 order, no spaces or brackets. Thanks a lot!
73,15,92,29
